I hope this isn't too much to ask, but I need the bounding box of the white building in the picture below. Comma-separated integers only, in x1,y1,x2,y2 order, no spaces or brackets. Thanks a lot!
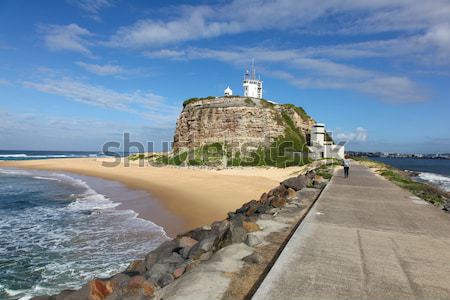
224,86,233,96
308,123,345,160
243,61,263,99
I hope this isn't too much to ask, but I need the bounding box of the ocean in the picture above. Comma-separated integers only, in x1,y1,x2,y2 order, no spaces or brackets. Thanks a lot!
0,167,168,300
370,157,450,192
0,150,103,161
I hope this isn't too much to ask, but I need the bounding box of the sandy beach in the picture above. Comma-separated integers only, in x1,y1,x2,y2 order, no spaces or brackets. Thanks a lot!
0,158,308,236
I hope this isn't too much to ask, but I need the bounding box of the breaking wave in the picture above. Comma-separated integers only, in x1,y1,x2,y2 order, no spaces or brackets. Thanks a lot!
0,169,168,300
417,172,450,192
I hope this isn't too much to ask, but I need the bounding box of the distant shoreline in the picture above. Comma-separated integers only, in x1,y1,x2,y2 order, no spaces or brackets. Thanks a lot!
0,157,305,237
353,157,450,207
368,156,450,178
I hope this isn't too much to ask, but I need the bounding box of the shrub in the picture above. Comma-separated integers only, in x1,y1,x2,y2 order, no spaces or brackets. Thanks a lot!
182,96,216,107
244,98,255,106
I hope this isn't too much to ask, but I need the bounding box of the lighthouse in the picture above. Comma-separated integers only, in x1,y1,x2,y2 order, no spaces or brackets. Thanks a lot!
243,60,263,99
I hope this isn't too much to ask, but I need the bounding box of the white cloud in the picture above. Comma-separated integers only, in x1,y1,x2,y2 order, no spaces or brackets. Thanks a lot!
67,0,112,14
335,127,368,142
39,24,93,56
107,6,241,48
0,109,174,151
106,0,450,49
145,49,187,59
76,61,124,75
22,77,178,125
67,0,113,21
149,46,425,103
358,77,424,103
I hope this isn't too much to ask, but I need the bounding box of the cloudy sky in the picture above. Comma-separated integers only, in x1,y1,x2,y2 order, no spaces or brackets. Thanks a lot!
1,0,449,153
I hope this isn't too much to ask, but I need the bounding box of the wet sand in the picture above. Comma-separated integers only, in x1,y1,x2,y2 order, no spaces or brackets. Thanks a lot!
0,158,307,236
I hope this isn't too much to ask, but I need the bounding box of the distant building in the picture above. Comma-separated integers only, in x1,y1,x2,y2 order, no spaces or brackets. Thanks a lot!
243,60,263,99
224,86,233,96
308,123,345,160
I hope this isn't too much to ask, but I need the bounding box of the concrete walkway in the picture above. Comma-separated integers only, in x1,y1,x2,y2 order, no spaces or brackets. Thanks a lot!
253,163,450,300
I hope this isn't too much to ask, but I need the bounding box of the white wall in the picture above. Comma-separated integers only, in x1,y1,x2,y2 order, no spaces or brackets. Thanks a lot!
243,80,262,98
311,125,325,146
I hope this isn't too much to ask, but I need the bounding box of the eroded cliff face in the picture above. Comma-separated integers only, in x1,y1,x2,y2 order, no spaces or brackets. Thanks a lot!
173,97,314,152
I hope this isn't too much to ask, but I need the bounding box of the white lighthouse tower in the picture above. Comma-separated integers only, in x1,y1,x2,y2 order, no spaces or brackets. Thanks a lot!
310,123,326,147
243,60,263,99
308,123,345,160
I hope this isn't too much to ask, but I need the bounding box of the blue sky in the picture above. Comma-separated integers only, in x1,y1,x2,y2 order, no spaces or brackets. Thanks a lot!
0,0,449,153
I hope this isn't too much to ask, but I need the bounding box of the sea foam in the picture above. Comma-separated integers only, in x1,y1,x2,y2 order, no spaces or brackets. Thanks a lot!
418,172,450,192
0,169,168,300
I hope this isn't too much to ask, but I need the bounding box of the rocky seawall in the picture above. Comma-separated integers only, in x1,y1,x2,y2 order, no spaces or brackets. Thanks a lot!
33,162,333,300
173,97,315,152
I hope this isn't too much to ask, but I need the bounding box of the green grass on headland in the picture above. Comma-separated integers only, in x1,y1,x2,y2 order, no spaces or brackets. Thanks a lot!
182,96,216,107
352,156,449,206
131,139,312,168
280,103,311,121
314,160,341,179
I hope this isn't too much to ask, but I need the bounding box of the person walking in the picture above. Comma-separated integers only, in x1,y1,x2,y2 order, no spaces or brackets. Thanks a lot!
343,155,350,178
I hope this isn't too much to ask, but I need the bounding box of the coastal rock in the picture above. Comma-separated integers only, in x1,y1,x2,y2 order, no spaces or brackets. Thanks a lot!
210,220,231,249
259,192,269,203
32,277,120,300
199,251,213,261
160,252,185,265
176,236,199,259
268,184,288,198
88,279,116,300
268,208,280,215
32,290,77,300
282,175,307,191
313,176,328,189
227,219,247,244
159,273,174,287
243,253,263,264
237,199,259,217
211,219,231,237
36,274,157,300
287,188,297,199
126,260,146,275
180,246,192,259
173,265,186,279
146,263,175,286
305,170,316,182
188,236,217,259
126,275,145,289
444,199,450,212
242,221,260,233
245,234,262,247
144,240,178,270
125,276,155,298
177,236,198,248
270,197,287,208
185,260,201,272
183,227,213,242
255,204,270,214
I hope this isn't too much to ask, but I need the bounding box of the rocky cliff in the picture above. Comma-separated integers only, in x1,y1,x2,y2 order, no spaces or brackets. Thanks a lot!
173,97,315,153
